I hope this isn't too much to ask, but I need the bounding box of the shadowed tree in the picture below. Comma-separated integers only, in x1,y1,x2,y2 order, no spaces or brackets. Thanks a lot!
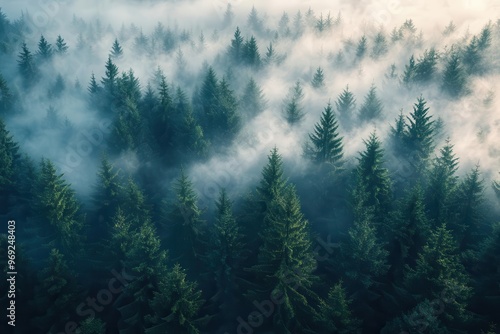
55,35,68,54
110,38,123,59
335,85,356,129
356,35,367,60
442,52,467,97
311,66,325,89
283,81,305,125
304,102,344,169
17,42,39,87
37,35,53,60
240,77,267,119
358,85,383,122
318,280,361,333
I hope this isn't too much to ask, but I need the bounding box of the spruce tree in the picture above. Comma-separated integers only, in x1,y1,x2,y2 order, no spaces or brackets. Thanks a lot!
243,35,261,67
17,42,38,87
55,35,68,54
101,56,119,107
249,184,320,332
257,147,287,206
229,27,244,63
32,159,84,256
426,140,459,224
405,223,472,324
283,81,305,125
414,48,438,83
318,280,360,333
110,38,123,59
311,66,325,89
304,102,344,168
240,77,267,119
401,55,416,86
0,73,13,114
37,35,53,60
146,264,205,333
358,85,383,122
335,85,356,128
442,52,467,97
355,35,367,59
371,32,388,59
355,132,392,225
404,96,435,170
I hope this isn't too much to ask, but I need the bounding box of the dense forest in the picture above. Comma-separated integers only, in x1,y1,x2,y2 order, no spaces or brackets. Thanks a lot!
1,1,500,333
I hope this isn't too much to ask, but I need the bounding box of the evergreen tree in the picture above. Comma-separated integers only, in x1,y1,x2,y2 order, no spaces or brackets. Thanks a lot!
77,318,105,334
37,35,53,60
355,132,392,224
335,85,356,128
146,264,205,333
249,184,320,332
111,97,142,152
55,35,68,54
401,55,416,86
358,85,383,122
442,52,467,97
278,12,291,37
355,35,367,59
229,27,244,63
414,48,438,83
451,166,484,248
319,280,360,333
222,3,234,27
283,81,305,125
32,159,84,256
247,6,263,33
214,77,240,141
0,117,19,211
243,35,261,67
304,102,344,168
311,66,325,89
257,147,287,206
405,223,472,325
101,56,119,108
110,38,123,59
404,96,435,170
426,140,459,224
0,73,13,114
30,248,80,333
17,42,38,87
240,77,266,119
164,171,204,270
371,32,388,59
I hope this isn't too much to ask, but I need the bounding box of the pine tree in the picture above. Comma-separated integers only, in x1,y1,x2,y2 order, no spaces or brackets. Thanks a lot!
371,32,388,59
414,48,438,83
311,66,325,89
283,81,305,125
30,248,81,333
229,27,244,63
304,102,344,167
278,12,291,37
442,52,467,97
335,85,356,128
240,77,266,119
215,77,240,141
146,264,204,333
111,97,142,152
450,166,484,248
404,96,435,169
222,3,234,27
257,147,287,206
101,56,119,108
0,73,13,114
164,171,204,269
243,35,261,67
405,223,472,323
110,38,123,59
0,117,19,210
426,140,459,224
17,42,39,87
37,35,53,60
343,196,389,288
77,318,105,334
247,6,262,33
355,132,392,224
249,184,320,332
32,159,84,256
355,35,367,59
55,35,68,54
358,85,383,122
319,280,360,333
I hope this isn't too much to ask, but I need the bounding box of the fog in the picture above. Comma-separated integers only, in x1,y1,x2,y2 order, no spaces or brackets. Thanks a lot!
1,0,499,210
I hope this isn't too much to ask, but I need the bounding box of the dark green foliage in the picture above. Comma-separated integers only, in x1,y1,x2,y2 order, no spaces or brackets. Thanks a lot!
78,318,105,334
32,159,84,256
442,52,467,97
311,66,325,89
404,96,435,167
0,117,18,196
318,280,360,333
304,102,343,168
355,132,392,224
283,80,305,125
249,184,320,332
401,55,416,86
229,27,244,63
243,35,261,67
414,48,439,83
257,147,287,206
335,85,356,128
111,97,142,152
404,223,472,324
146,264,204,334
17,42,39,87
426,140,459,224
358,85,383,122
55,35,68,54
